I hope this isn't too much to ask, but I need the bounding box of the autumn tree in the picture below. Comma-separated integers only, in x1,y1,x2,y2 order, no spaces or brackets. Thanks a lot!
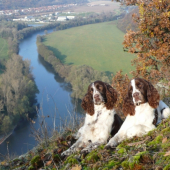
122,0,170,84
112,70,130,113
112,0,170,111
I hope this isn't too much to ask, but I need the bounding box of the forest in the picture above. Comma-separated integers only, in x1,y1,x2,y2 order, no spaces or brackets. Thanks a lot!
0,0,88,10
0,21,38,136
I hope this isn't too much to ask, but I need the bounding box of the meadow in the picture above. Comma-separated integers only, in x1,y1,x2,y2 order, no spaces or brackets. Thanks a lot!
43,21,135,75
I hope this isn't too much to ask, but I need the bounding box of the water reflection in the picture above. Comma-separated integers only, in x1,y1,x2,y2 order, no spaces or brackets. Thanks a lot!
0,28,83,159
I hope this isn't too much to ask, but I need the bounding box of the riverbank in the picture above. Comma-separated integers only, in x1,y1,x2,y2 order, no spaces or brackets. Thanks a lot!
0,26,83,158
37,38,110,100
0,126,17,145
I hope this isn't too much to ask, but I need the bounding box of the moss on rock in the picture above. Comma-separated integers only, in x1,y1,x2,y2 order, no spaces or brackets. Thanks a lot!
161,127,170,135
148,135,163,148
121,151,150,169
53,153,60,163
28,165,36,170
65,154,78,166
30,155,43,169
105,160,119,169
85,150,101,163
117,147,126,155
163,164,170,170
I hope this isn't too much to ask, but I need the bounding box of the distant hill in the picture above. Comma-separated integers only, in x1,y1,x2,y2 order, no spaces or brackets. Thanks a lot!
117,7,139,33
0,0,88,10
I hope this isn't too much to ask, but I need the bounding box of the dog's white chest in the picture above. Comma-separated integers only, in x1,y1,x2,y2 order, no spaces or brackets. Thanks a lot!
135,103,155,125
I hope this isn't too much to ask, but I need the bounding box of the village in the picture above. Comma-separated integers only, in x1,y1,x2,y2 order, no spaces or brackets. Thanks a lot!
0,4,78,23
12,12,76,23
0,3,77,16
0,3,78,22
0,1,118,23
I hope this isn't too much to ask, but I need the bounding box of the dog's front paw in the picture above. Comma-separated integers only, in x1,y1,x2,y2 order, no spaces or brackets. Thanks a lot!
105,139,117,149
81,143,99,154
81,148,89,154
81,145,92,154
104,143,114,149
61,150,72,157
162,107,170,119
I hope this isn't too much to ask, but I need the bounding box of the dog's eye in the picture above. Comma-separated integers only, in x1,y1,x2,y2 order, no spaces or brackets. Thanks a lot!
98,85,103,90
137,83,142,88
91,88,93,92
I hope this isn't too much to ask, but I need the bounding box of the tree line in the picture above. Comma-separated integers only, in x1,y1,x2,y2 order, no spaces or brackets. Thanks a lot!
0,21,38,135
0,0,88,10
16,12,123,40
37,36,110,99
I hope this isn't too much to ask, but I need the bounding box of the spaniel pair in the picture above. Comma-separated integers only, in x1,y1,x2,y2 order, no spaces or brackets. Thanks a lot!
106,78,170,148
61,81,123,156
62,78,170,155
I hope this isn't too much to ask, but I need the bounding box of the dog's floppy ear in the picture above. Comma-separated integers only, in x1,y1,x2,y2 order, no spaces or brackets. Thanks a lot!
81,85,94,116
145,80,160,108
123,94,135,116
123,84,135,116
104,83,117,110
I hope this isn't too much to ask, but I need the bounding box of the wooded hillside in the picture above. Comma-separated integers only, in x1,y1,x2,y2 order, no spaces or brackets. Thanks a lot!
0,21,38,136
117,7,138,33
0,0,88,10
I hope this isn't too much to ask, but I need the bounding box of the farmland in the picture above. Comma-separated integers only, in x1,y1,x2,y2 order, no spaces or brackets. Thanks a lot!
43,21,135,75
66,1,121,14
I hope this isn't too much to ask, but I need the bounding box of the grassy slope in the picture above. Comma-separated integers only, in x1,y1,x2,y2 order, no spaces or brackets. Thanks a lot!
0,37,8,74
43,21,135,75
3,115,170,170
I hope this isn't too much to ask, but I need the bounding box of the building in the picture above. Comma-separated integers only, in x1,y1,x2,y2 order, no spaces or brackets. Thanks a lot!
13,19,21,21
67,16,75,20
0,11,4,15
57,16,67,21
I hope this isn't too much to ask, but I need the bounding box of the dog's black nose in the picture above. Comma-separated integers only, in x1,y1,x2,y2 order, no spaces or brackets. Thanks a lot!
133,92,139,98
94,94,99,98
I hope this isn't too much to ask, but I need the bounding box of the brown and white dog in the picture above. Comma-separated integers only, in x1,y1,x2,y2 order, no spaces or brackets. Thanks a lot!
106,78,170,148
61,80,123,156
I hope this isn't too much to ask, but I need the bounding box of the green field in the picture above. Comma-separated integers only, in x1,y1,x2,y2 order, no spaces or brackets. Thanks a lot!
43,21,135,75
0,37,8,74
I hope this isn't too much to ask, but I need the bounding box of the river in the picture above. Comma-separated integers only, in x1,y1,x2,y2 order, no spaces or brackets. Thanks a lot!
0,27,83,159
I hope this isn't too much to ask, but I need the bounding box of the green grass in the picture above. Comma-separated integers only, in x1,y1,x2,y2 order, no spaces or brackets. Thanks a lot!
43,21,135,75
